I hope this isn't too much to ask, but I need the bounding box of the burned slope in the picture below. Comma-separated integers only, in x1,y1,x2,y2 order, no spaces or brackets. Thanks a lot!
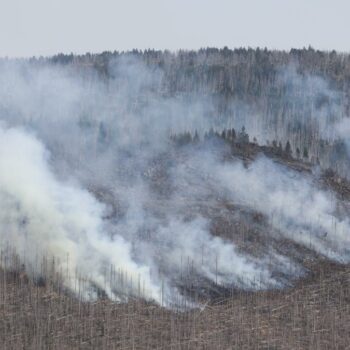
89,135,350,302
0,56,349,307
1,235,349,349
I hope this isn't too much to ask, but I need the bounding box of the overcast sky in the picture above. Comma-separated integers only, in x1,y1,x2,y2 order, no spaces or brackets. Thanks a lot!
0,0,349,57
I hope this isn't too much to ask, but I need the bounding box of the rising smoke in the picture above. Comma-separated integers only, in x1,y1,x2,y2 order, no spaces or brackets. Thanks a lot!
0,56,349,306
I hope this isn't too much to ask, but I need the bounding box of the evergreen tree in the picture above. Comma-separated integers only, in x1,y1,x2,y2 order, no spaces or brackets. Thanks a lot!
238,126,249,144
285,140,292,157
231,128,236,140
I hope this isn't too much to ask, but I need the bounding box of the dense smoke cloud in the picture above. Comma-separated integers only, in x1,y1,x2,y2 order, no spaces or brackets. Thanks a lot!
213,156,350,261
0,126,161,301
0,57,349,306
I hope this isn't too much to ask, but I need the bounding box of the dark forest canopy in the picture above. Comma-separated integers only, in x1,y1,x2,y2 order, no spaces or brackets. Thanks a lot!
26,46,350,87
19,47,350,116
40,47,350,175
4,47,349,104
2,47,350,175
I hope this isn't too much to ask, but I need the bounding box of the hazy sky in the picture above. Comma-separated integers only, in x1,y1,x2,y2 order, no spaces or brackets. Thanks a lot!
0,0,349,57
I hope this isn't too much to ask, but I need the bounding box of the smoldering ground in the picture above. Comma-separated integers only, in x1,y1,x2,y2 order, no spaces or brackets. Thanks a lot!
0,56,349,306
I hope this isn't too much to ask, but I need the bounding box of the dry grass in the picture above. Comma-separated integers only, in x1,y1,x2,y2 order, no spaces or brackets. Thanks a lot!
0,252,349,350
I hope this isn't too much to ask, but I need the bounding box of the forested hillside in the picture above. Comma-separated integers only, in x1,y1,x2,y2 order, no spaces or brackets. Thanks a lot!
1,48,350,349
18,46,350,176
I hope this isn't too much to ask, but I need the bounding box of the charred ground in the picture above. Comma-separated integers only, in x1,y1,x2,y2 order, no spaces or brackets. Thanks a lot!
1,132,350,349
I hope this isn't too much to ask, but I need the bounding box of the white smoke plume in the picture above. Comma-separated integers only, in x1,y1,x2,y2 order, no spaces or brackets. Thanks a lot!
0,125,161,301
0,57,349,306
213,156,350,261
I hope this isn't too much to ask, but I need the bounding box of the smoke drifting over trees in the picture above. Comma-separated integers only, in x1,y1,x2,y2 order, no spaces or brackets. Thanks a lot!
0,48,350,307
